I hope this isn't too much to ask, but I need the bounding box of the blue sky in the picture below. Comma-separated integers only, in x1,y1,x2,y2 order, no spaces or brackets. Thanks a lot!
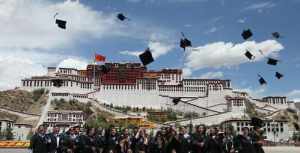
0,0,299,100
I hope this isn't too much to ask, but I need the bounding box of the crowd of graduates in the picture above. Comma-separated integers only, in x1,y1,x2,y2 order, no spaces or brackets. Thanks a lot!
29,124,265,153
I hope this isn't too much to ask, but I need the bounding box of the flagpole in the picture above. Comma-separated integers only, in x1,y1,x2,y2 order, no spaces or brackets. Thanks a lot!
93,52,96,89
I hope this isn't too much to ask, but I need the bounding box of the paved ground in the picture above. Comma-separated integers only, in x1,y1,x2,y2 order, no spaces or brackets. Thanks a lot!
1,147,300,153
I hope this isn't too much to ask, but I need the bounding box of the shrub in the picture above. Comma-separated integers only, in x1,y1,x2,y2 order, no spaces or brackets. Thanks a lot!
32,88,45,101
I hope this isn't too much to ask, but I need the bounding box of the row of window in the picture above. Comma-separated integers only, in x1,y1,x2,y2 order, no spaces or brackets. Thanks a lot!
23,80,92,89
236,126,284,133
47,118,83,122
159,87,207,92
237,122,284,127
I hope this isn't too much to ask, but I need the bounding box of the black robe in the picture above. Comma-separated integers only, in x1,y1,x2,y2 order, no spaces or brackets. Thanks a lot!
47,133,63,153
233,135,255,153
203,136,224,153
29,133,48,153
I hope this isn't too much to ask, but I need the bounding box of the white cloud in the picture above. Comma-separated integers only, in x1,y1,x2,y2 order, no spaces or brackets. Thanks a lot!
0,56,47,90
182,68,193,77
234,86,267,98
287,90,300,102
0,0,158,90
0,0,174,90
237,18,246,24
184,40,284,73
57,58,88,70
120,50,141,57
184,24,193,28
120,35,175,59
244,1,276,12
204,27,218,34
199,71,224,79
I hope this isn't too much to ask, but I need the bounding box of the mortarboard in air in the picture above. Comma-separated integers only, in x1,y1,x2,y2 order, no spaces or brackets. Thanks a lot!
117,13,127,21
244,50,255,60
56,19,67,29
275,72,284,79
180,32,192,51
241,29,253,40
267,58,279,66
251,117,264,128
52,79,63,87
258,74,267,85
100,65,111,74
293,122,300,131
139,48,154,66
172,98,181,105
272,32,281,39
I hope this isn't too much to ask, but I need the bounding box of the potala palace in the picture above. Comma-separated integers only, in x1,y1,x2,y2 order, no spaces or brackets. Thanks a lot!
19,62,299,141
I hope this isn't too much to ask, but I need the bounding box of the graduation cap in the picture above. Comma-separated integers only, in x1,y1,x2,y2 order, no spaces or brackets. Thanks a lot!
272,32,281,39
180,32,192,51
52,79,63,87
267,58,279,66
258,74,267,85
56,19,67,29
172,97,181,105
244,50,255,60
100,65,111,74
117,13,128,21
275,72,284,79
251,117,264,128
139,48,154,66
241,29,253,40
293,122,300,131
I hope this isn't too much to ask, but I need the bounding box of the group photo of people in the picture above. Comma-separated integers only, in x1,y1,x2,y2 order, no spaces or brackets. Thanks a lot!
29,123,265,153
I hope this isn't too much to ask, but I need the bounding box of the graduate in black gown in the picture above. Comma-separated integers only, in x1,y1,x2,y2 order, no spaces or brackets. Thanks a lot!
29,125,49,153
251,127,265,153
47,126,63,153
104,127,120,153
233,127,255,153
191,124,207,153
178,126,192,153
203,127,224,153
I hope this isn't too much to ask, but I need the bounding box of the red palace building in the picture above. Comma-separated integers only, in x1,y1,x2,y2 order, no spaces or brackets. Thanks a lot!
86,63,146,86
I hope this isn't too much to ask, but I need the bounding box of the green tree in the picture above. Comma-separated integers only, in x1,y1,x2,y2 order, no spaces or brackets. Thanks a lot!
5,128,14,140
26,130,34,140
32,88,45,101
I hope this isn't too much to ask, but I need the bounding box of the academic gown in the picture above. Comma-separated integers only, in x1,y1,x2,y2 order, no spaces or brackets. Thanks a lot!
29,133,48,153
233,135,255,153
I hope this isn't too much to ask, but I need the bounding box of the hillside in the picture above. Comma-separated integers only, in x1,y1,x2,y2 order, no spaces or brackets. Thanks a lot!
0,89,47,115
0,111,19,121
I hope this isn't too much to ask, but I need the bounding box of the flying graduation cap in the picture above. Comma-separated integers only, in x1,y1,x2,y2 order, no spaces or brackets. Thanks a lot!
251,117,264,128
172,97,181,105
180,32,192,51
139,48,154,66
267,58,279,66
54,13,67,29
272,32,281,39
275,72,284,79
244,50,255,60
293,122,300,131
117,13,128,21
100,65,111,74
241,29,253,40
56,19,67,29
52,79,63,87
258,74,267,85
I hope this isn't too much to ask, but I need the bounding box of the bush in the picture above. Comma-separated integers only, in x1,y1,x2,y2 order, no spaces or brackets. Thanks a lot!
4,128,14,140
32,88,45,101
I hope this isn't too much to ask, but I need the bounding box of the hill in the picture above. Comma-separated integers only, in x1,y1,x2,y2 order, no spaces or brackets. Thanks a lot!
0,89,47,115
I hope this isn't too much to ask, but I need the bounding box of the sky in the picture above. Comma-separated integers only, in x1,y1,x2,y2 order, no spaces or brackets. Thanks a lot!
0,0,300,101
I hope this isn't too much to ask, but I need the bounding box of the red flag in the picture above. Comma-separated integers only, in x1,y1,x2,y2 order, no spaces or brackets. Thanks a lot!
95,54,106,62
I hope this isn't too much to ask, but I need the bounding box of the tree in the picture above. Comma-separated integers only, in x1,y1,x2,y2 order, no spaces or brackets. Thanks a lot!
26,130,34,140
5,128,14,140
